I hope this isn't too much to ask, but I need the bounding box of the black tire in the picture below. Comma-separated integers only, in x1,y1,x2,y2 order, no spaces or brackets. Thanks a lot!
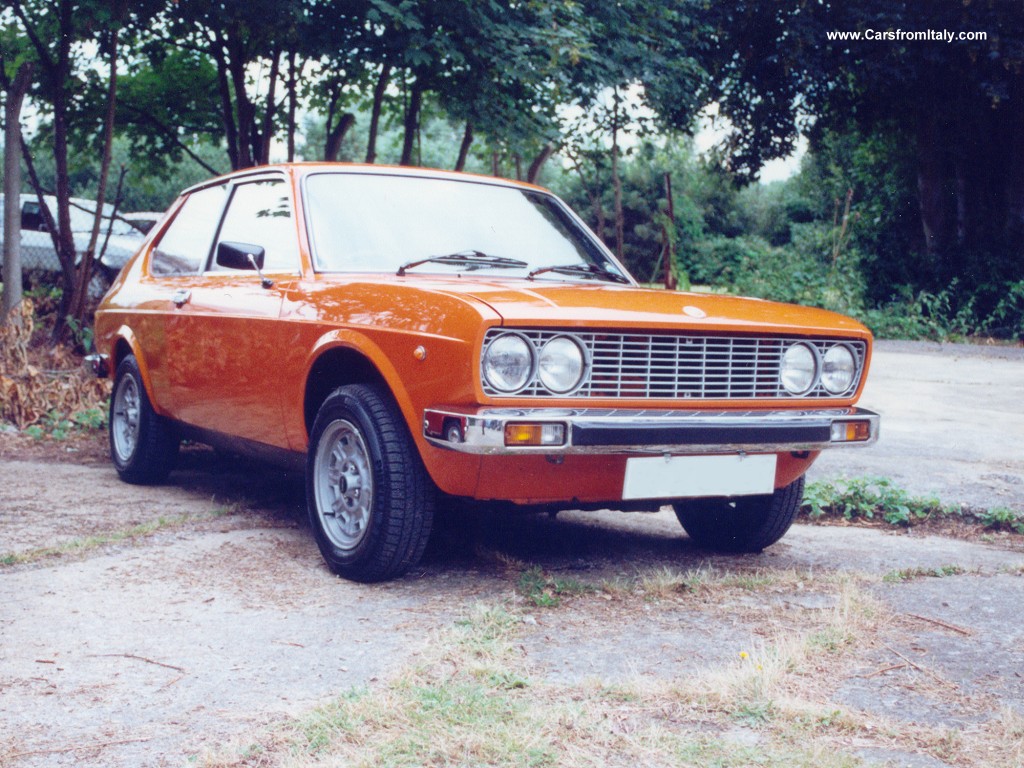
109,355,178,484
673,476,805,553
306,383,435,582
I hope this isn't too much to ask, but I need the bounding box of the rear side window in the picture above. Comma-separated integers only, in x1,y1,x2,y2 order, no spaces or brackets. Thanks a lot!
150,186,226,276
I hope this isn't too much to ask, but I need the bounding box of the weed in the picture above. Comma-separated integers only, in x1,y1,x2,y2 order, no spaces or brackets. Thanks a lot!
731,699,774,726
807,626,852,653
975,506,1024,534
882,565,966,583
803,477,945,526
638,565,710,598
64,315,95,354
516,566,595,608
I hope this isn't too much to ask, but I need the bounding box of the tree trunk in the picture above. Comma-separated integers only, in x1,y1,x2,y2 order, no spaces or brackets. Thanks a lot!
325,113,355,161
365,62,391,164
611,93,625,261
1006,80,1024,248
513,154,522,180
916,109,949,281
2,62,33,325
258,48,282,165
225,33,254,169
50,1,79,343
211,32,241,170
400,82,423,166
453,120,473,171
286,50,298,162
69,28,119,327
526,145,553,184
663,172,677,290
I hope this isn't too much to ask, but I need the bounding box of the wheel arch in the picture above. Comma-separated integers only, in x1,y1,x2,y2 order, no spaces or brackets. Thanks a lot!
302,334,417,441
110,327,159,407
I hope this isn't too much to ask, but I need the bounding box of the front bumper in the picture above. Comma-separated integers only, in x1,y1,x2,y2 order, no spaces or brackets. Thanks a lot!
424,406,880,455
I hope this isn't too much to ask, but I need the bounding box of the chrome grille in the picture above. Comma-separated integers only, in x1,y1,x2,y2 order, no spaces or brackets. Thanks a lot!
482,329,866,399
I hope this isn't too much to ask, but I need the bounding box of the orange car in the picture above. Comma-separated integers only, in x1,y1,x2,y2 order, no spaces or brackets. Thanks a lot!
90,163,879,582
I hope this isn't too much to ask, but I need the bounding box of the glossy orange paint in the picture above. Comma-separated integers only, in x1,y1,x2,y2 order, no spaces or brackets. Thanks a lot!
472,451,817,505
93,163,873,504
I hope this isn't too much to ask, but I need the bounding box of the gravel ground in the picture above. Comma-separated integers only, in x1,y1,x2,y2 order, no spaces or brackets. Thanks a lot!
1,340,1023,767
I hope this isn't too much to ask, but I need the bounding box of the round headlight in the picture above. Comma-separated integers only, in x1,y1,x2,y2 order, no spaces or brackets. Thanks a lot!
780,342,818,395
821,344,856,394
538,336,585,393
483,334,534,392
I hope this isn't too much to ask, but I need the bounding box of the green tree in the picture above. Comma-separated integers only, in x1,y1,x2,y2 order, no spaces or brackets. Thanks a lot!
562,0,707,259
696,1,1024,291
3,0,161,338
157,0,309,169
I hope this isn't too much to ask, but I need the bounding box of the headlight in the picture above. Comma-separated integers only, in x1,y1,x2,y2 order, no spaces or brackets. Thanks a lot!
538,336,585,393
482,333,534,392
780,342,817,395
821,344,856,394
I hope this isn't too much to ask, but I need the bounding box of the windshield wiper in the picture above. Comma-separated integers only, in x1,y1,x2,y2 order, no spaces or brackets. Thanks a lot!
527,262,630,284
397,250,528,276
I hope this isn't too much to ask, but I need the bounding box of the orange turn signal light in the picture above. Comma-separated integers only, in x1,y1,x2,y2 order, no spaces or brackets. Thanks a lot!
504,422,566,447
830,420,872,443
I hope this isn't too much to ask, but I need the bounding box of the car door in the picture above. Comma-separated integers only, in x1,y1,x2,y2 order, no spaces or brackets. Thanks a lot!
163,175,300,448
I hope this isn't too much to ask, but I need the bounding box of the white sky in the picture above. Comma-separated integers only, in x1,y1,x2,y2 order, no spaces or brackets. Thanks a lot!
694,106,806,184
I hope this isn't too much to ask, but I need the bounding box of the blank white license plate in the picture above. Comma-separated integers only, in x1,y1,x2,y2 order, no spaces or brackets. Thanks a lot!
622,454,777,500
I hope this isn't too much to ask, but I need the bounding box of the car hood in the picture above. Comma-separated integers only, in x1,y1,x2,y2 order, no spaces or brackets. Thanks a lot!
437,280,870,338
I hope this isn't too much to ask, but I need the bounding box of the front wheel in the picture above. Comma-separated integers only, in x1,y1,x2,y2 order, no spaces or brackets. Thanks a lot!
306,383,435,582
673,476,805,553
109,355,178,484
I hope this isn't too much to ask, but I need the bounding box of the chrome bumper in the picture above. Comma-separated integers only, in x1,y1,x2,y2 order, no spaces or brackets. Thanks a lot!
423,406,880,455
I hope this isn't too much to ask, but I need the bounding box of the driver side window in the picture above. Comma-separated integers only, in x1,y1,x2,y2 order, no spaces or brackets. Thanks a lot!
212,179,299,273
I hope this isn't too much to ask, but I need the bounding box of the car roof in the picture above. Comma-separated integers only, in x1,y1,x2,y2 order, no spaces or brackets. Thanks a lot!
181,162,550,197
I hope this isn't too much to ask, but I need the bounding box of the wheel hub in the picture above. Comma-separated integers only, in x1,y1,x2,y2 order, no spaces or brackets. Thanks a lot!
112,375,141,461
315,419,374,551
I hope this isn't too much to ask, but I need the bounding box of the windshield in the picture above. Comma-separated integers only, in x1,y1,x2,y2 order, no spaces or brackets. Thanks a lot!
303,172,631,282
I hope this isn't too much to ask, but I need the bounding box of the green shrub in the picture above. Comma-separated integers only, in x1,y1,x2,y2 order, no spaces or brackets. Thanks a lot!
984,280,1024,340
802,477,944,526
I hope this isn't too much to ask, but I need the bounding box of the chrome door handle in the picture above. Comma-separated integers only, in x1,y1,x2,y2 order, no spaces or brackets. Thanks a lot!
171,288,191,307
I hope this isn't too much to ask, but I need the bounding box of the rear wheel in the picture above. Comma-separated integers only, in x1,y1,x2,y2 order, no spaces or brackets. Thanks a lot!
307,383,434,582
109,355,178,484
673,476,804,553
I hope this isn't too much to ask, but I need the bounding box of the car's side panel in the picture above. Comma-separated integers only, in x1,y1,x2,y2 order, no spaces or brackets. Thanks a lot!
163,276,291,446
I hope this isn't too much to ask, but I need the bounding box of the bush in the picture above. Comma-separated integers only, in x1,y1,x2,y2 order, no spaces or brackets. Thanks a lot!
685,235,772,286
984,280,1024,340
686,225,865,315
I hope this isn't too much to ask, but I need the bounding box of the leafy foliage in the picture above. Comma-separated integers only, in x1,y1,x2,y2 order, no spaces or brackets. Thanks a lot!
802,477,945,527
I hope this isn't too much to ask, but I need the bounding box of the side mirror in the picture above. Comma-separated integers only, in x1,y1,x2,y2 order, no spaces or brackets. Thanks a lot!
216,241,265,270
215,240,273,289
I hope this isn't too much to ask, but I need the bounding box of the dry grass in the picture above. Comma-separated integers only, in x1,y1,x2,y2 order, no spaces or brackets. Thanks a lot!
196,567,1024,768
0,299,109,429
